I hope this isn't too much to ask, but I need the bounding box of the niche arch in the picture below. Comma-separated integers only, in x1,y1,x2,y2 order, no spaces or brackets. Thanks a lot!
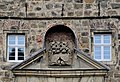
44,25,77,66
44,25,77,49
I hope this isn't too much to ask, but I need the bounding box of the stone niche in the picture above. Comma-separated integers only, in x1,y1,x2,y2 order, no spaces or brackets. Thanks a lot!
44,25,76,66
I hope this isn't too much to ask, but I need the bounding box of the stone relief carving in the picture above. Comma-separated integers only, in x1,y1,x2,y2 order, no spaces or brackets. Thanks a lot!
48,41,72,66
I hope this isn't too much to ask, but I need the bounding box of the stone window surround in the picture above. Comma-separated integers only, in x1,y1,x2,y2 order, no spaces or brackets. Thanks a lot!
93,34,112,61
3,30,29,62
91,30,116,64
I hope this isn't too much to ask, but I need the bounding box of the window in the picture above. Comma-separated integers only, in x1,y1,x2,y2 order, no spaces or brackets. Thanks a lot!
7,35,25,62
94,34,111,61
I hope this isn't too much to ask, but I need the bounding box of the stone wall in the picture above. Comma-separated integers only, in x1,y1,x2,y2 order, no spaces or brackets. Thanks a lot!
0,0,119,82
0,18,119,82
0,0,120,17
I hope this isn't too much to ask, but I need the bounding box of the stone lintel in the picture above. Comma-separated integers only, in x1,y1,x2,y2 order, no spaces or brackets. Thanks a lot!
12,69,108,77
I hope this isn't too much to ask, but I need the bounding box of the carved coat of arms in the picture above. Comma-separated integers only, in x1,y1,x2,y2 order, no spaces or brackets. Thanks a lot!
48,41,72,66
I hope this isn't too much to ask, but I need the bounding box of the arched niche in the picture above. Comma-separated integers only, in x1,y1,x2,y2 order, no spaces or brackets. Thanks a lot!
44,25,77,66
44,25,77,49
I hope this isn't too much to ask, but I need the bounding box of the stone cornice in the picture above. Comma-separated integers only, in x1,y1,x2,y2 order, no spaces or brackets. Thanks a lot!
12,69,108,77
0,16,119,20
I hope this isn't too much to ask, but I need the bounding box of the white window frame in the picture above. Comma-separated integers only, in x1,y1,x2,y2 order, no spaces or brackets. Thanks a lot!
7,35,25,62
94,34,112,61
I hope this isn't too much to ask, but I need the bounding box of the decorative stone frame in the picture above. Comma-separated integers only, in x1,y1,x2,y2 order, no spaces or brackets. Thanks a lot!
90,29,116,64
3,29,29,62
43,24,78,48
43,25,78,67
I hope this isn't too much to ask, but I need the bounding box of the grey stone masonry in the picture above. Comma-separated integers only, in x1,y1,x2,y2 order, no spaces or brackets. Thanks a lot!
0,0,119,82
0,0,119,17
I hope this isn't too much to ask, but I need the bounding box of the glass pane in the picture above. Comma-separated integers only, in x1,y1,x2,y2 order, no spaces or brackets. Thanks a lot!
18,48,24,56
9,47,15,56
104,35,111,44
104,46,110,59
9,57,15,60
94,35,101,44
94,46,101,60
9,47,15,60
9,36,15,44
18,57,24,60
18,36,25,44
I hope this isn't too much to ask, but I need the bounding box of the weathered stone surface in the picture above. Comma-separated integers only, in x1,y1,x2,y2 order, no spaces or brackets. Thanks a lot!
95,0,109,2
0,1,119,82
44,0,50,1
75,11,83,16
85,4,92,9
65,0,72,3
54,0,62,2
36,35,42,43
51,11,57,16
18,12,25,16
81,32,88,36
65,3,73,11
74,0,83,3
101,1,107,8
107,10,118,16
81,37,89,43
35,7,41,11
31,24,37,28
111,3,120,9
0,0,119,17
67,12,74,16
74,4,83,9
0,4,7,10
38,22,46,28
84,0,94,3
84,10,92,16
46,4,53,10
54,4,62,8
20,0,26,2
28,12,36,17
7,12,14,16
115,0,120,2
1,77,13,82
14,76,104,82
82,20,89,26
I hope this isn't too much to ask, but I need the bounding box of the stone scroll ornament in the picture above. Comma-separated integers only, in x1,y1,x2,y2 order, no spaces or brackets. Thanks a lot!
48,41,72,66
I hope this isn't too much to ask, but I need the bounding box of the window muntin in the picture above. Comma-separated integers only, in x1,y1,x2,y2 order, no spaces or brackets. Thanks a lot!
8,35,25,62
94,34,111,61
